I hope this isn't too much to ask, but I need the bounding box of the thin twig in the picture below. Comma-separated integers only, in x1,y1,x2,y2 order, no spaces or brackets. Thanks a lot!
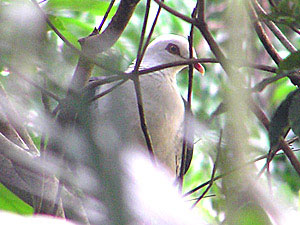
250,99,300,176
85,59,214,92
8,66,61,102
268,0,276,7
31,0,135,81
196,0,235,76
252,72,287,92
246,64,276,73
253,0,297,53
31,0,79,52
187,17,196,125
133,0,152,72
132,0,156,161
257,137,299,176
0,82,40,154
248,2,282,65
209,96,300,181
86,58,276,86
184,140,299,197
133,77,156,162
36,0,280,87
98,0,116,32
290,27,300,35
137,58,216,75
84,57,277,99
278,140,300,175
90,79,128,102
191,129,222,208
153,0,230,70
178,5,197,190
138,0,163,64
153,0,195,24
249,99,270,130
189,195,216,201
85,75,126,90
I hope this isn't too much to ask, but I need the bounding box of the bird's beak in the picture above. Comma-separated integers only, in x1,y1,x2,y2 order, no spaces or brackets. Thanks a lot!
194,62,205,75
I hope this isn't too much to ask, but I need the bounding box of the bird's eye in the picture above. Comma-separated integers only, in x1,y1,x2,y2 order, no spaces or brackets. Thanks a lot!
165,43,180,56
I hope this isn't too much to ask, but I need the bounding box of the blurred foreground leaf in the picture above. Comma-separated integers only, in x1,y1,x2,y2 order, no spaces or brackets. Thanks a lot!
230,203,272,225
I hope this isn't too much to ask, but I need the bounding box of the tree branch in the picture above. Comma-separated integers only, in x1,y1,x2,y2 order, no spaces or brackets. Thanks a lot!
0,83,39,155
184,137,299,197
249,100,300,176
0,132,89,223
178,6,198,190
253,0,297,53
32,0,141,93
131,0,157,161
248,2,282,65
194,0,232,75
98,0,116,32
153,0,195,24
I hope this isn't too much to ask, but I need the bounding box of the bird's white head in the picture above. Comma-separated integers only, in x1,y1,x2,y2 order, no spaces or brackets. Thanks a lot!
141,34,205,77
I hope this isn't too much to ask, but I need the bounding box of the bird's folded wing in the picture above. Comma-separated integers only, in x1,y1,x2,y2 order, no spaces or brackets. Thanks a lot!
176,98,194,176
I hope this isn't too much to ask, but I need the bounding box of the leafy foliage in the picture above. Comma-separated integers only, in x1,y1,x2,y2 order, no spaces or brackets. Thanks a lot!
0,184,33,215
277,51,300,74
266,0,300,27
0,0,299,224
45,0,117,16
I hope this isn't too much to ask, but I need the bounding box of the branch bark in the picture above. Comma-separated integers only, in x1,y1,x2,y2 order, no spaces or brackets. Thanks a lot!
69,0,140,93
248,3,282,65
0,132,90,223
253,0,297,53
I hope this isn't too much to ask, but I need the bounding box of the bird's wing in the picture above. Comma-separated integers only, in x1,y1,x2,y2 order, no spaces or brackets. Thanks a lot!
176,98,194,176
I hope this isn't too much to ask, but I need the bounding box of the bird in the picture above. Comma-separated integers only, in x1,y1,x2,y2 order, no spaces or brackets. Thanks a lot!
91,34,204,176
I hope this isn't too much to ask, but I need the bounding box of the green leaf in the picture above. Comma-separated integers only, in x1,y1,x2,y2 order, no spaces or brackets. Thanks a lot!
0,183,33,215
230,203,272,225
266,0,300,27
269,89,298,148
277,51,300,74
48,15,81,49
57,16,94,37
45,0,117,16
288,89,300,137
47,15,65,30
271,78,297,105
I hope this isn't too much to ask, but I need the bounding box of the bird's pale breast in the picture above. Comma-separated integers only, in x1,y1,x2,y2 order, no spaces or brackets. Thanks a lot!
94,73,184,173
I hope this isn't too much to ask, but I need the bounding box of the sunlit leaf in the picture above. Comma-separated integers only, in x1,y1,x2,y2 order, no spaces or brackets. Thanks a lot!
57,16,94,37
0,184,33,215
271,78,297,105
48,15,81,49
45,0,117,16
230,203,272,225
